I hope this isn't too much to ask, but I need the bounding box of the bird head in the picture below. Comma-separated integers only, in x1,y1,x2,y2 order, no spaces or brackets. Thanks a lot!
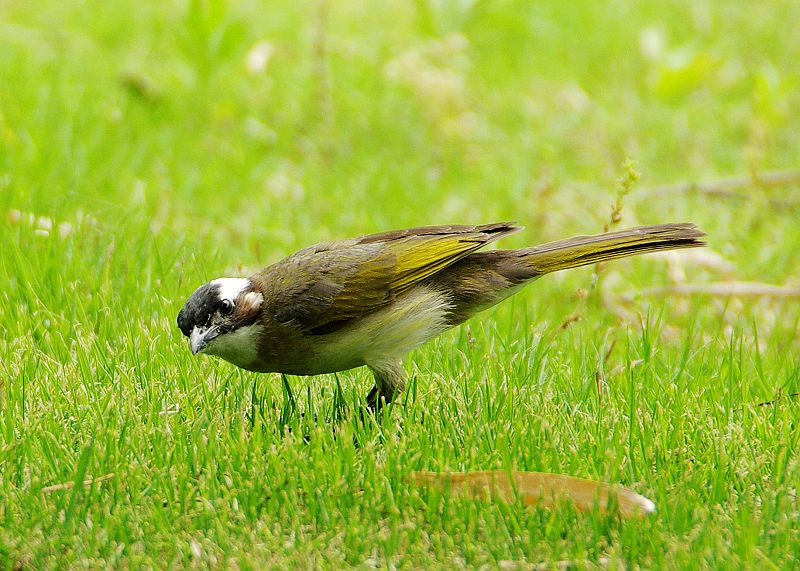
177,278,264,365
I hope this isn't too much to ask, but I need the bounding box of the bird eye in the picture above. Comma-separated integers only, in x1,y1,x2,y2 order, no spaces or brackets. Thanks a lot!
220,299,235,315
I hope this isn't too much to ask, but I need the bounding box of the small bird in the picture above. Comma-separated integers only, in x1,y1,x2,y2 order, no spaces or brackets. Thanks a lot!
177,222,705,410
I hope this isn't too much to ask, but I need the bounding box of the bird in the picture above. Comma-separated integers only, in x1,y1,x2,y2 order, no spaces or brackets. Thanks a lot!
177,222,705,410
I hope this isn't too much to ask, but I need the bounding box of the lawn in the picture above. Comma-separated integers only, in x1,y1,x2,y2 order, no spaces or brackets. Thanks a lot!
1,0,799,568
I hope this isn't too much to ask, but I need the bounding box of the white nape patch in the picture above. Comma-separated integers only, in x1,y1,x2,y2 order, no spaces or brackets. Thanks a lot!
204,323,264,369
212,277,251,302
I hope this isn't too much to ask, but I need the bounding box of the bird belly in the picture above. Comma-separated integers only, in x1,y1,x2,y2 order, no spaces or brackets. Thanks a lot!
306,287,453,373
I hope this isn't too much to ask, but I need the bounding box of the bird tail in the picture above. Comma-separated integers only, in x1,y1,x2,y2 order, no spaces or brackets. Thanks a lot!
519,223,706,275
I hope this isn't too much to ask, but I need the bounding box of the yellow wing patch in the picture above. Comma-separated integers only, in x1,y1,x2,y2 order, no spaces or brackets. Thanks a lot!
386,224,520,294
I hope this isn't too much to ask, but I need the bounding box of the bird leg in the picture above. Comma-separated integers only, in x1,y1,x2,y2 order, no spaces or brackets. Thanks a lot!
366,360,406,411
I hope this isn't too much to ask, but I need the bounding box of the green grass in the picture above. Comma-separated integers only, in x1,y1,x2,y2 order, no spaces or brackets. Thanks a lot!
2,0,800,568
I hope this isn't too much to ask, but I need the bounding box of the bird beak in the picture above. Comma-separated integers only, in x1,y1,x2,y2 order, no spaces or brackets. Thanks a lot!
190,326,219,355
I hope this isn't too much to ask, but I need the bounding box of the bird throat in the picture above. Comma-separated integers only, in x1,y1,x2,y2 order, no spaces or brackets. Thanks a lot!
204,323,263,370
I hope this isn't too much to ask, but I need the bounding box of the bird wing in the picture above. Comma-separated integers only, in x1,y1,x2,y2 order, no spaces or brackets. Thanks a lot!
257,223,520,335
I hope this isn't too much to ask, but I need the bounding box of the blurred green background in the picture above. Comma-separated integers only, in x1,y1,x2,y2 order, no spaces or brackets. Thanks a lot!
3,0,798,252
2,0,799,567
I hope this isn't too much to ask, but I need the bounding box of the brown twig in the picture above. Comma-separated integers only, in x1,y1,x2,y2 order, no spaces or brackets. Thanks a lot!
632,281,800,299
645,169,800,205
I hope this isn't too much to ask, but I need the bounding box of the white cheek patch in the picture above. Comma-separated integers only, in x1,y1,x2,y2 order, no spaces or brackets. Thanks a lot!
212,277,251,302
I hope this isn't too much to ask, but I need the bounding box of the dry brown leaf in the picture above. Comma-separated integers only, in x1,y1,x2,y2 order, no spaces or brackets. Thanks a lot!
409,470,655,518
